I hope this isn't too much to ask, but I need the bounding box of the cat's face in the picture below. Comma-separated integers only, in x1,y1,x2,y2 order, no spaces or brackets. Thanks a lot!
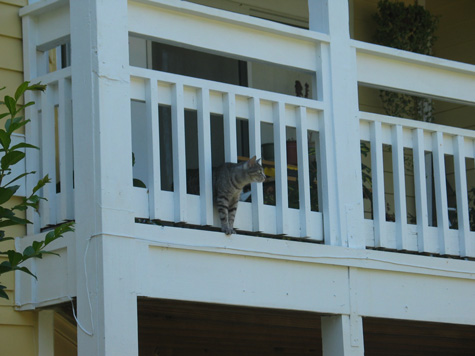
246,156,267,183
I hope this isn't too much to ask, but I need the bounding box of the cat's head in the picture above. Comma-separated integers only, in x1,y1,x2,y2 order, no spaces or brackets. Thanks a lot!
244,156,266,183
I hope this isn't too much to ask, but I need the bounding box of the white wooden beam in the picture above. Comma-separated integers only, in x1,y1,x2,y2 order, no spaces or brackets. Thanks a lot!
309,0,365,248
321,315,364,356
355,42,475,105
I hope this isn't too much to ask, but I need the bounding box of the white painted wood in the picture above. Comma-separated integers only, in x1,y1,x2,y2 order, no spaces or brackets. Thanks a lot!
171,83,187,223
453,135,471,257
36,4,70,50
360,112,475,141
248,97,264,232
38,310,55,356
321,315,364,356
70,0,138,354
57,78,74,222
197,88,214,226
273,101,289,235
40,88,57,227
308,0,329,34
129,67,325,112
412,128,430,253
315,44,338,246
145,78,161,220
370,121,386,248
223,93,238,163
296,106,311,238
310,0,364,248
355,42,475,105
432,131,450,255
392,125,408,250
128,0,323,71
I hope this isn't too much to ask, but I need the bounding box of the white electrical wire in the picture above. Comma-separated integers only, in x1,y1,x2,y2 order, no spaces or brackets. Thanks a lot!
68,236,94,337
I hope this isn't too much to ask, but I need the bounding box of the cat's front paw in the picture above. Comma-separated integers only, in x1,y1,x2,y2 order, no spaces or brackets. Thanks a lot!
222,227,236,235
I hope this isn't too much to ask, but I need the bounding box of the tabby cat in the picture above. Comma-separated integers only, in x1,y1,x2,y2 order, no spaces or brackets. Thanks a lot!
214,156,266,235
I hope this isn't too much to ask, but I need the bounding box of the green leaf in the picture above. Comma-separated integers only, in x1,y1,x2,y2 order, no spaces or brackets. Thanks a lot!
0,186,19,205
0,112,10,120
3,96,16,116
0,130,11,150
32,175,50,195
22,246,35,258
44,221,74,245
16,266,37,279
0,285,8,300
4,171,36,188
1,150,25,170
10,142,39,151
27,83,46,92
133,178,147,188
7,250,23,267
14,82,30,101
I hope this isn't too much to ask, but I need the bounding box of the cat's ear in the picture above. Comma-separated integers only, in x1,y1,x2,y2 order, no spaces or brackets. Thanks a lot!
248,156,257,166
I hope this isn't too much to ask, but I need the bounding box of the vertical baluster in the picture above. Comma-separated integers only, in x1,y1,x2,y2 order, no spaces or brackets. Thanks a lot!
453,135,471,257
25,96,41,234
413,128,429,253
146,79,161,220
223,93,238,163
432,131,450,255
57,78,74,222
248,97,263,232
22,16,41,234
197,88,213,226
392,125,407,250
273,102,289,235
172,83,187,223
370,121,386,248
296,106,311,238
40,87,57,227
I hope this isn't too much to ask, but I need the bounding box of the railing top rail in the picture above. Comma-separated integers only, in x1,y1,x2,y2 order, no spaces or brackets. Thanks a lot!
360,111,475,139
20,0,68,17
130,0,330,44
352,40,475,77
129,66,325,111
31,67,72,85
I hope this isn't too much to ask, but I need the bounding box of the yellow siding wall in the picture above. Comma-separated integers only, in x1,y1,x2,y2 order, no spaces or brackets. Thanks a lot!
1,2,78,354
0,0,38,355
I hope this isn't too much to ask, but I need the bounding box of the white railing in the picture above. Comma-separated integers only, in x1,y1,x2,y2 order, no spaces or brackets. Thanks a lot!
360,112,475,257
26,68,74,232
130,67,324,240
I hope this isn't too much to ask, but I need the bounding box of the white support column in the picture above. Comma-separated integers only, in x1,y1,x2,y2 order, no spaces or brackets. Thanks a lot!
70,0,137,355
321,315,364,356
309,0,365,248
38,310,55,356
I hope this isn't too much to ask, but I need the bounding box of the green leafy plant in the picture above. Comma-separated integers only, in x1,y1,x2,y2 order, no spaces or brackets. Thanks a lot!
0,82,74,299
373,0,439,122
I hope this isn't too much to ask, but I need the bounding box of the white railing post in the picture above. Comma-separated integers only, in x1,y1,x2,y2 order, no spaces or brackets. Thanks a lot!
413,128,429,253
432,131,450,254
197,88,214,226
370,121,386,248
273,102,289,235
70,0,138,354
39,87,57,227
145,78,161,220
296,106,311,238
171,83,187,223
310,0,365,248
248,97,264,232
57,78,74,222
223,93,238,163
453,135,471,257
391,125,408,250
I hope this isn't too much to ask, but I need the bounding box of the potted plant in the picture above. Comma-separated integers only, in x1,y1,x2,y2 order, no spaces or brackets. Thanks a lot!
373,0,439,122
